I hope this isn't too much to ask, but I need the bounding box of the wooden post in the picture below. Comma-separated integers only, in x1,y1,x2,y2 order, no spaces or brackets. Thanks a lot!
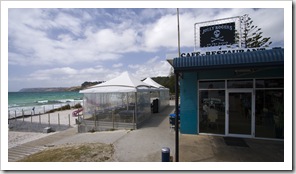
15,110,17,122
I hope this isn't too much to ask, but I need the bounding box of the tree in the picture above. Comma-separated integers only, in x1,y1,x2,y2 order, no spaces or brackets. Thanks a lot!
151,74,175,94
81,81,104,89
236,14,272,48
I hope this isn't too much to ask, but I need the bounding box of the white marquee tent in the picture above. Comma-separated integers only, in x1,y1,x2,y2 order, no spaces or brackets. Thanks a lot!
78,72,169,132
143,77,165,88
143,77,170,112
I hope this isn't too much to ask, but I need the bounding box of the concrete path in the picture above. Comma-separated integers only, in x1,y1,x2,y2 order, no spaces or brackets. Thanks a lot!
112,106,175,162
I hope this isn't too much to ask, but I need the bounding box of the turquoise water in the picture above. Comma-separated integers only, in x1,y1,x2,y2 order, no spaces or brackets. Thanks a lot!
8,92,83,117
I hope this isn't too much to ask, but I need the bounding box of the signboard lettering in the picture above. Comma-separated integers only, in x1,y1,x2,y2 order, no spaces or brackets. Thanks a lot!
180,48,266,58
200,22,235,47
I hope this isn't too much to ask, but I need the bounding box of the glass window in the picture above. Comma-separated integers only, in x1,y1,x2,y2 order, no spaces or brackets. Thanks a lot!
256,79,284,88
255,90,284,139
199,80,225,89
227,80,253,88
199,90,225,134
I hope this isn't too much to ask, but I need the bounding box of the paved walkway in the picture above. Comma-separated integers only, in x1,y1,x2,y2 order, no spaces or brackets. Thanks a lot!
179,134,284,162
112,106,176,162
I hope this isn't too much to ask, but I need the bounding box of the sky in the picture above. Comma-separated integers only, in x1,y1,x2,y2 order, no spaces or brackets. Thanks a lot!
6,4,285,92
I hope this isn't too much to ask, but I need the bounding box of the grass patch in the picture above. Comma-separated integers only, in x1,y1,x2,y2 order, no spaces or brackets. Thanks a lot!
18,143,114,162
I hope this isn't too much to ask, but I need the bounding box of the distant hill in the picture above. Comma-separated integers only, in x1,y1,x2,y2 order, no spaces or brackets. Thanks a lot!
19,87,80,92
18,81,104,92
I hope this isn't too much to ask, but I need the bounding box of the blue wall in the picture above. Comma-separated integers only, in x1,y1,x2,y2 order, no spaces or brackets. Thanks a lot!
180,72,198,134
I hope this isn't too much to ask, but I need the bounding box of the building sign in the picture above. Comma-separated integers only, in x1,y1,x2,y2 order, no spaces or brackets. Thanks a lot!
180,48,266,58
200,22,235,47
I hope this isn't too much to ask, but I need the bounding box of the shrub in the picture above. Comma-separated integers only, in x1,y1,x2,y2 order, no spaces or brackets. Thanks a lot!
72,103,82,109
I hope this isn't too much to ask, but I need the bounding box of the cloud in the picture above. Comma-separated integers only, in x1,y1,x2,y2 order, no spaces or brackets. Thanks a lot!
12,56,172,89
112,63,123,68
128,64,141,69
8,9,125,66
9,66,122,88
129,56,172,79
89,28,139,52
142,14,178,51
8,8,284,68
53,12,82,35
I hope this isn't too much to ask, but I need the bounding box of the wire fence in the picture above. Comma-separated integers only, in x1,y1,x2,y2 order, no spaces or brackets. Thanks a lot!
8,110,79,133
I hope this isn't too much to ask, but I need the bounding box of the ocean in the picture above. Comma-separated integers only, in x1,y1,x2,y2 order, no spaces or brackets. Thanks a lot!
8,91,83,117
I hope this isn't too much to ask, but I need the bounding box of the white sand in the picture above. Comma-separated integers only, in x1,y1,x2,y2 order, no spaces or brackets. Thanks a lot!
8,109,80,148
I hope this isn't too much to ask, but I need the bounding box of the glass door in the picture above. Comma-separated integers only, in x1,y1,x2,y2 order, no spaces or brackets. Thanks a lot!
227,90,254,137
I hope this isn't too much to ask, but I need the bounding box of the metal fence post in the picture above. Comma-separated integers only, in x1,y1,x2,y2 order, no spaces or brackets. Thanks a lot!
8,110,10,124
133,112,135,130
39,112,41,125
94,110,96,130
112,110,114,129
68,114,70,127
22,109,24,122
58,113,60,129
48,113,50,126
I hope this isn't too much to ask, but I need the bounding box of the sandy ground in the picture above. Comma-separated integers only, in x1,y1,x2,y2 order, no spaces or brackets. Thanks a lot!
8,109,80,148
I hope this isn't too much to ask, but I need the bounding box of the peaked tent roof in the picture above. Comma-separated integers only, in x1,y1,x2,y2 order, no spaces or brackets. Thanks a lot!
143,77,165,88
80,71,151,93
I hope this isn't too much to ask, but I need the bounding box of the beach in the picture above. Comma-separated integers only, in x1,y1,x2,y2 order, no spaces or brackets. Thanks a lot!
8,109,79,149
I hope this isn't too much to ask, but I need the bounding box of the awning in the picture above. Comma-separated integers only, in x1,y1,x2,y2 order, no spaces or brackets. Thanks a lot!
173,48,284,72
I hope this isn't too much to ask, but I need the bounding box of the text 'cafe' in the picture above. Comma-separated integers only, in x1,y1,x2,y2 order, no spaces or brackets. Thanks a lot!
170,47,284,140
